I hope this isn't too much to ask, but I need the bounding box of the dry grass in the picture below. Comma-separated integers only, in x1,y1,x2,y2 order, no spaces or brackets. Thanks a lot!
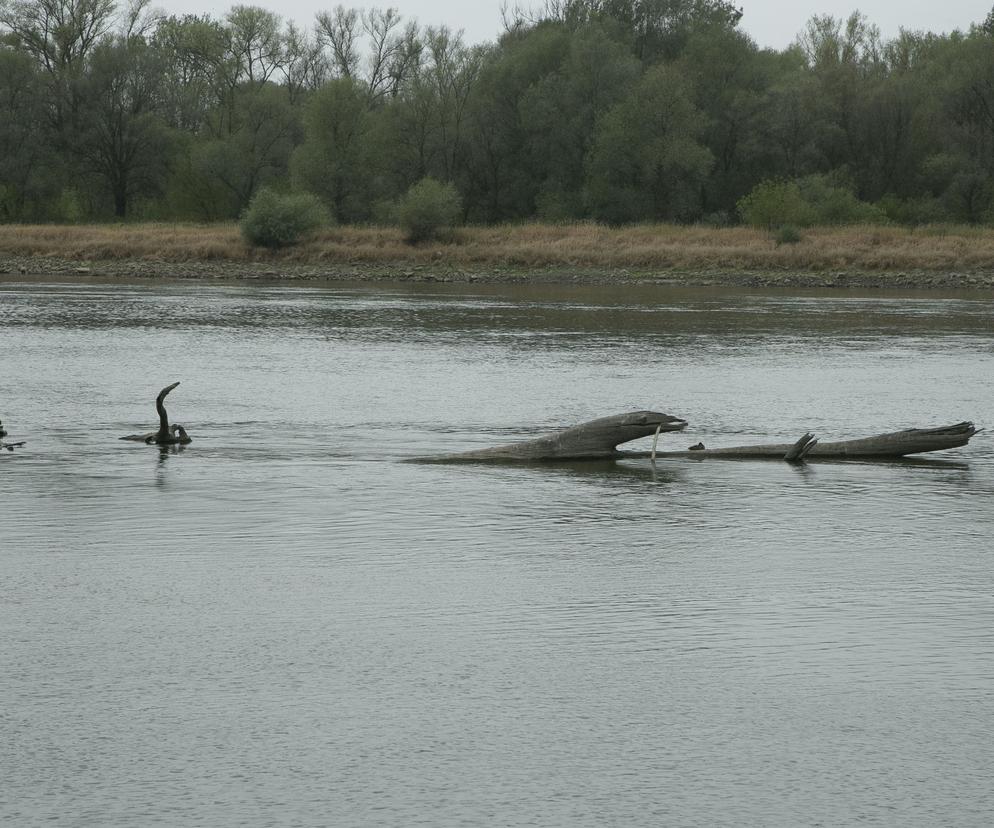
2,221,994,273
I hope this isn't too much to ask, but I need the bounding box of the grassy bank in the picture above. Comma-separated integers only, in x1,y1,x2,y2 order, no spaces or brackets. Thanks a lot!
2,222,994,286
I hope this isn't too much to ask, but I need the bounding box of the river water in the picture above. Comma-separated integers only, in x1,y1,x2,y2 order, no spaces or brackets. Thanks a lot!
1,278,993,827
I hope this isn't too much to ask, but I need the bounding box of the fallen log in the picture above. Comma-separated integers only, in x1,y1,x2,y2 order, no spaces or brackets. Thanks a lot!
418,414,978,464
418,410,688,462
626,422,979,460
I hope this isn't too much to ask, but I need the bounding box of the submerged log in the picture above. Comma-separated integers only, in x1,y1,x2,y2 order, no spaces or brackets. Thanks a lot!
0,418,25,451
627,422,979,460
420,411,688,462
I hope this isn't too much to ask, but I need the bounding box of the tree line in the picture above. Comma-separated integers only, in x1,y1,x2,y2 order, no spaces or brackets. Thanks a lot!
2,0,994,226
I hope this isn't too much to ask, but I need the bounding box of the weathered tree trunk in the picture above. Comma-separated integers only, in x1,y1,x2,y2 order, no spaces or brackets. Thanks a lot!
627,422,979,460
417,414,979,464
418,411,688,462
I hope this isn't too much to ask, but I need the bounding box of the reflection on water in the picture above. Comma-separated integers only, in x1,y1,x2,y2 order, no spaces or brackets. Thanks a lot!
1,278,993,827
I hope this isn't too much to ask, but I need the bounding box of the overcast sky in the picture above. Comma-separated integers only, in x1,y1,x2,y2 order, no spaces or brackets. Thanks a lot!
159,0,988,49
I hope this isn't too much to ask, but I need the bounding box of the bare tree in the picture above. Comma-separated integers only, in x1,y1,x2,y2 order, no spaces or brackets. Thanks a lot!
121,0,163,40
280,22,328,102
364,7,404,99
315,5,360,79
0,0,116,76
226,4,286,85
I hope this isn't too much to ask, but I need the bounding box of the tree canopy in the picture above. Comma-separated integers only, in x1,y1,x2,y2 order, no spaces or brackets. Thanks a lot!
1,0,993,224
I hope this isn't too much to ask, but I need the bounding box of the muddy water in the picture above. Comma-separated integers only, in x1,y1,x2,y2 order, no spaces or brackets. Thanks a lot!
2,279,993,827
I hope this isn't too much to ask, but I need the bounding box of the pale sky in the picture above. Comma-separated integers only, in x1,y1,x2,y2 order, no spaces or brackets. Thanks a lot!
156,0,988,48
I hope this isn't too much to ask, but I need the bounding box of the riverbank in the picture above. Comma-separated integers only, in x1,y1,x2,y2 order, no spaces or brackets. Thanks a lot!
2,222,994,289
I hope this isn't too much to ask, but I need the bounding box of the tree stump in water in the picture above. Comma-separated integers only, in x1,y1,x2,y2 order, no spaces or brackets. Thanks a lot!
119,382,192,445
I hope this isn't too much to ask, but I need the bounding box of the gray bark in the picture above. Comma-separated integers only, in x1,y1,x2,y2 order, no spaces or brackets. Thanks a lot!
630,422,979,460
419,411,688,462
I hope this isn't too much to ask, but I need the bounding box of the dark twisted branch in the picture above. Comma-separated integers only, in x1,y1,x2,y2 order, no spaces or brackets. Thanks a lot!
120,382,192,445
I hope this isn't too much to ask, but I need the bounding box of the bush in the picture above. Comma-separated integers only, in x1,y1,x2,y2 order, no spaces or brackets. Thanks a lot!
53,187,85,223
397,177,462,244
796,175,887,224
737,179,815,228
739,176,887,228
240,188,328,249
877,194,950,226
535,187,583,222
774,224,802,245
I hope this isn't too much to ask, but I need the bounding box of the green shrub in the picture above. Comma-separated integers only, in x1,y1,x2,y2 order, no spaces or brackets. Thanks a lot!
397,177,462,244
54,187,85,223
737,179,815,228
877,194,950,225
240,188,328,249
739,176,888,228
774,224,802,245
796,175,887,224
535,187,583,222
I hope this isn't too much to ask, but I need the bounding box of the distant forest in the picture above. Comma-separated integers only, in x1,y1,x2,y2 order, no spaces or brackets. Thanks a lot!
3,0,994,226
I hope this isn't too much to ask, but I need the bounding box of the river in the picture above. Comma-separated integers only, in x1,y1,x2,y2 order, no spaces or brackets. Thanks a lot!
2,278,992,826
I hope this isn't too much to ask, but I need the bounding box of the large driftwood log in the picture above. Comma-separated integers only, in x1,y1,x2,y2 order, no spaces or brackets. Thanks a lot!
421,411,688,462
626,422,979,460
420,414,978,464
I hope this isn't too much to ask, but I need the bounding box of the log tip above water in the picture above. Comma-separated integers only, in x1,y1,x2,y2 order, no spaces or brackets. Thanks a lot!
419,410,688,462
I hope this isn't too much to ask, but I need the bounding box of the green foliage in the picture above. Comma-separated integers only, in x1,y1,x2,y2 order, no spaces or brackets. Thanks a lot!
774,224,802,245
291,78,373,223
3,1,994,228
0,47,59,220
240,188,329,249
53,188,86,224
942,171,994,223
543,0,744,63
397,178,462,244
462,23,572,221
586,64,712,223
520,24,640,217
739,176,886,227
876,194,949,225
535,187,584,222
737,179,815,228
796,175,888,224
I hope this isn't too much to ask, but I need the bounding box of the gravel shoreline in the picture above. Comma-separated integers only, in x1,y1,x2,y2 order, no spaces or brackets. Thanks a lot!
3,254,994,290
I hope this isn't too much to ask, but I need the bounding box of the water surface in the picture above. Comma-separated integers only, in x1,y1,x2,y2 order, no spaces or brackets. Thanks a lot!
2,278,993,826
